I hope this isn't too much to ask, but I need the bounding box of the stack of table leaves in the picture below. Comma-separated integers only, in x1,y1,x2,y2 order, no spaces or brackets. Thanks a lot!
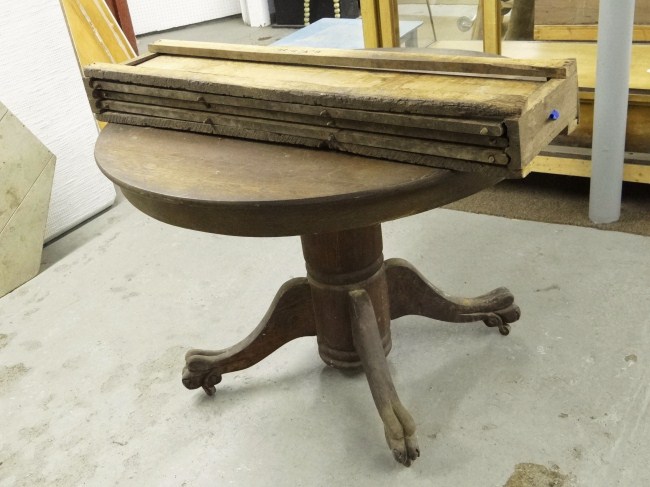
84,40,579,177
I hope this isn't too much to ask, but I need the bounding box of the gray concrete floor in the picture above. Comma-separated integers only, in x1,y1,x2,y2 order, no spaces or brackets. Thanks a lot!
2,14,650,487
2,197,649,486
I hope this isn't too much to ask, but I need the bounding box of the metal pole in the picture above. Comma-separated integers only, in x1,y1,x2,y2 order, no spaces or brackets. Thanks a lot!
589,0,636,223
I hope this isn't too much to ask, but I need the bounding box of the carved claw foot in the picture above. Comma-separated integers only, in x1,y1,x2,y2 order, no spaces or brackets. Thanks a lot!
182,349,226,396
349,289,420,467
386,258,521,335
480,303,520,335
181,278,316,396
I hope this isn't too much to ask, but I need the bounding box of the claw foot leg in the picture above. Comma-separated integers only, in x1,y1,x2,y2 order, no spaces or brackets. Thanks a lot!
349,289,420,467
386,258,520,335
183,277,316,395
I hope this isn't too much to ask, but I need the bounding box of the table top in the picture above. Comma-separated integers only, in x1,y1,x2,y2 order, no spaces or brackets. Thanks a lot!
272,18,422,49
95,124,502,237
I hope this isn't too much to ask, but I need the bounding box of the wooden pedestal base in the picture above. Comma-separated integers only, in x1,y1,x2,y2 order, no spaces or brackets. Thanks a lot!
182,224,520,466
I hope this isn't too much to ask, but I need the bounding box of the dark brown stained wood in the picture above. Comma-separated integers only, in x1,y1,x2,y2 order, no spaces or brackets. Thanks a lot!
333,130,508,165
89,80,506,136
85,58,535,119
94,100,508,165
95,124,504,237
302,225,391,368
95,90,509,146
148,40,575,80
95,111,516,175
336,142,514,177
95,121,528,465
96,112,327,148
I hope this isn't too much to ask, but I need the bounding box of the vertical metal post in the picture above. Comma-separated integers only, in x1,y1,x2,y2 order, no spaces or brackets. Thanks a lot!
589,0,636,223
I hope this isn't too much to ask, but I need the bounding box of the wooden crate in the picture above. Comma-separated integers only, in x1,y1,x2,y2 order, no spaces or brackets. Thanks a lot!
84,40,579,177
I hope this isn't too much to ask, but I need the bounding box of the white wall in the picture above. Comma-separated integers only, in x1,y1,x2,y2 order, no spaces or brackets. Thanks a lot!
0,1,116,241
129,0,242,34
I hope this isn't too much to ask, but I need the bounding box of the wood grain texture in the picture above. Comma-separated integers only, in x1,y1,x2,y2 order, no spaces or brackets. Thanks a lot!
95,124,504,237
85,43,579,176
534,25,650,42
148,40,575,79
95,112,517,176
86,55,539,119
89,81,507,136
534,0,650,25
481,0,502,54
60,0,135,66
431,41,650,96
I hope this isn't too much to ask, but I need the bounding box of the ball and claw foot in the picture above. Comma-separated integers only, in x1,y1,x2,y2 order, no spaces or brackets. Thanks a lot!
482,303,521,336
182,349,225,397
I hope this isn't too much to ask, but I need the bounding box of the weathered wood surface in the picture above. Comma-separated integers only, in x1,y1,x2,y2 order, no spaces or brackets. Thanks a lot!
94,99,508,164
432,41,650,102
86,55,542,119
89,80,506,136
85,43,579,176
148,40,575,79
96,112,514,176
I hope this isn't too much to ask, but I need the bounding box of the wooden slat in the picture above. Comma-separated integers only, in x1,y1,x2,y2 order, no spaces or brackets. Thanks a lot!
95,101,508,164
147,40,575,80
97,111,326,148
95,90,509,147
85,56,539,119
89,82,506,136
98,112,514,177
534,24,650,42
527,155,650,184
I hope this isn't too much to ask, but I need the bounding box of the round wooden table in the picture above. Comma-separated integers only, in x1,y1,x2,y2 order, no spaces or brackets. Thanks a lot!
96,123,520,466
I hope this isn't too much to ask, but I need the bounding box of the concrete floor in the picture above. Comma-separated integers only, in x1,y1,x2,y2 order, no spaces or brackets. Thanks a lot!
2,14,650,487
2,196,649,486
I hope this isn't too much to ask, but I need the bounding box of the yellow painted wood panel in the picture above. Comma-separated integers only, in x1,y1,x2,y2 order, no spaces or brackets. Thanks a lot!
432,40,650,95
481,0,502,55
60,0,135,67
534,25,650,42
528,156,650,184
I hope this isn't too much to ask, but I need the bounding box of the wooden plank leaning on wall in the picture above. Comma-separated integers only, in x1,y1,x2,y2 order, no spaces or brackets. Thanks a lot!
60,0,136,129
